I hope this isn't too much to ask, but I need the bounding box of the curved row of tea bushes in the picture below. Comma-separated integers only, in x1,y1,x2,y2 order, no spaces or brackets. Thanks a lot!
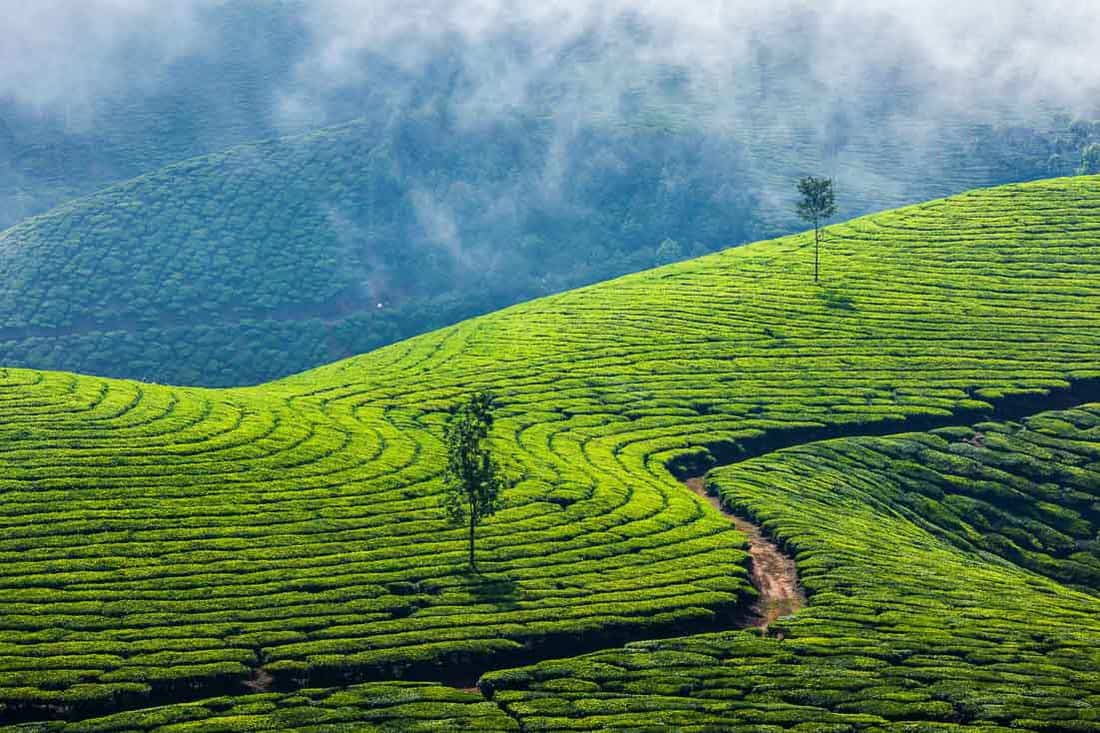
482,404,1100,730
10,404,1098,731
0,367,750,721
2,681,516,732
2,176,1100,723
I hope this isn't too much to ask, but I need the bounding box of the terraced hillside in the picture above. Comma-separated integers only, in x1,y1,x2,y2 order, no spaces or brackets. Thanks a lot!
4,98,1098,388
9,682,518,733
485,404,1100,730
1,176,1100,728
0,117,765,387
18,403,1098,731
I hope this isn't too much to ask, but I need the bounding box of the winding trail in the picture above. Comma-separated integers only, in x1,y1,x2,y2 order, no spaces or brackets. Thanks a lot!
682,477,806,632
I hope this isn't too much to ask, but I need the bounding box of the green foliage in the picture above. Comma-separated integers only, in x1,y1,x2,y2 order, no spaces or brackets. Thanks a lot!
795,175,837,226
482,405,1100,730
441,392,509,570
1,177,1100,726
796,175,837,282
0,682,518,732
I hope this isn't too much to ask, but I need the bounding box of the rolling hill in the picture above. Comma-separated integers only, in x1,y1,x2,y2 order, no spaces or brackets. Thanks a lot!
0,115,765,387
1,176,1099,729
3,113,1097,390
6,8,1100,390
486,403,1100,729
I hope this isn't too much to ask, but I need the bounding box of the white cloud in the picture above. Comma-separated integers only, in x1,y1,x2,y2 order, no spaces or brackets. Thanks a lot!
283,0,1100,124
0,1,212,127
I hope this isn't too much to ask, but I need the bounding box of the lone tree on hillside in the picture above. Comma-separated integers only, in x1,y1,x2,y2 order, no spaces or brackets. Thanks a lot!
795,176,837,282
441,391,510,572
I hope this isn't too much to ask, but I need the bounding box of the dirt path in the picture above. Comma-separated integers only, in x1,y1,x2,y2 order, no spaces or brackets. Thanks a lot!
682,477,806,632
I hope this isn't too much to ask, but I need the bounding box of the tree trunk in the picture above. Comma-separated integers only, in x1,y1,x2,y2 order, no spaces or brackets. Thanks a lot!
814,223,820,282
468,511,477,572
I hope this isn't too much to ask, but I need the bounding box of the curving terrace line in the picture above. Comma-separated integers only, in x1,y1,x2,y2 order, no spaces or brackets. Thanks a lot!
1,177,1100,726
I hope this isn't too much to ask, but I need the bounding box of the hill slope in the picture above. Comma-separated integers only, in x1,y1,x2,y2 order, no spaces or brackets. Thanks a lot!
0,116,766,387
29,402,1097,731
486,403,1100,729
4,101,1100,387
1,176,1099,727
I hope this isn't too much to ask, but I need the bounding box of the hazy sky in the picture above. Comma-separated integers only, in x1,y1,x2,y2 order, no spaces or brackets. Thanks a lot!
4,1,1097,127
283,0,1100,122
2,0,1098,239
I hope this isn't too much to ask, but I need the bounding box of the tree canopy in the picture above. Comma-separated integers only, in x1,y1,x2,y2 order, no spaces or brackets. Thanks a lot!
441,391,509,571
796,176,837,282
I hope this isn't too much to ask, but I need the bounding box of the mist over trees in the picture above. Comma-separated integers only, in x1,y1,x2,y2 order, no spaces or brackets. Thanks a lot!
1,2,1099,386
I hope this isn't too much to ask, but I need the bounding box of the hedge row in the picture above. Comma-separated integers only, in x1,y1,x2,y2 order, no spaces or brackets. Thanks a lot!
2,176,1100,724
482,404,1100,730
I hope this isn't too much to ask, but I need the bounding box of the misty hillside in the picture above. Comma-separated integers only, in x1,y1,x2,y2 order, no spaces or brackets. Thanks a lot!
0,116,759,385
4,107,1100,386
3,2,1100,385
4,1,1099,233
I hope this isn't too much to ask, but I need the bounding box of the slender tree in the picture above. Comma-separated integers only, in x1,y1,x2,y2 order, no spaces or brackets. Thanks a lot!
441,391,509,572
795,176,837,282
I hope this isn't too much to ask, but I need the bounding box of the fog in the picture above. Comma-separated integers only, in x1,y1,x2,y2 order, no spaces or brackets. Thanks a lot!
282,0,1100,124
6,1,1096,129
0,1,212,128
3,1,1099,234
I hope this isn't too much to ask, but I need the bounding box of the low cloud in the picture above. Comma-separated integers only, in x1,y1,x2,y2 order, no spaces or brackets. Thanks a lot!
283,0,1100,128
4,0,1099,240
1,1,214,128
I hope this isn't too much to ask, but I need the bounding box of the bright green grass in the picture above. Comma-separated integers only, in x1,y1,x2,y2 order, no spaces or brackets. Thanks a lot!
1,176,1100,724
482,404,1100,730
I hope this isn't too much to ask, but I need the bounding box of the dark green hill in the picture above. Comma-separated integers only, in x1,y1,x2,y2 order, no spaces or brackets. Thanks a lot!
5,109,1100,387
0,115,764,385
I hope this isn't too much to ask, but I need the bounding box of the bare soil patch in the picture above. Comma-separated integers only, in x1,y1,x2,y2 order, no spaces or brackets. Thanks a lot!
682,477,806,632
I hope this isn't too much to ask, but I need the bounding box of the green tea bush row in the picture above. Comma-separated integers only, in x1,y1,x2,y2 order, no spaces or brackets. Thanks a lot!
2,177,1100,723
482,404,1100,729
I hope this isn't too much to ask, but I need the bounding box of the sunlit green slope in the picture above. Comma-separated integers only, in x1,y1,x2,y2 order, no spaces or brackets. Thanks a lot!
485,404,1100,730
1,176,1099,725
13,404,1100,732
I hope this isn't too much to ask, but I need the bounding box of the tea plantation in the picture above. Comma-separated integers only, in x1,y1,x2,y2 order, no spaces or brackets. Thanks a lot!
9,682,517,732
4,95,1098,387
482,404,1100,730
1,175,1100,728
0,115,767,387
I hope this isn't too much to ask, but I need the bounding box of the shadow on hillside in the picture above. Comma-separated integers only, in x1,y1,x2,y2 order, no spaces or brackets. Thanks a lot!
466,573,520,611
